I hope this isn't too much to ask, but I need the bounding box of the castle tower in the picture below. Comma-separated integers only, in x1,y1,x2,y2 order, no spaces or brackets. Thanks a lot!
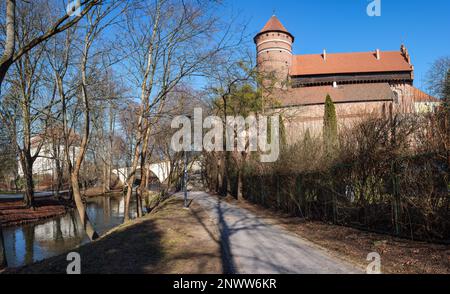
254,15,294,87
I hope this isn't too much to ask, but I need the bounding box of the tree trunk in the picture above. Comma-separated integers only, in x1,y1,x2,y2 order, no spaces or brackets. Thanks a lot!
108,103,114,191
223,163,229,196
52,141,63,199
67,37,99,241
216,153,222,193
55,165,63,199
237,169,243,201
123,80,150,221
23,168,34,208
106,162,111,191
71,173,98,241
0,0,16,92
144,166,150,192
102,162,110,194
124,137,141,221
135,191,143,217
236,152,247,201
137,130,152,218
19,152,35,208
137,163,151,217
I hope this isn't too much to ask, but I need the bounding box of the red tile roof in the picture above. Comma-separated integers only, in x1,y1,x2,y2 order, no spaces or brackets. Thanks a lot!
275,83,396,107
290,51,413,76
412,87,440,103
256,15,294,40
260,15,289,33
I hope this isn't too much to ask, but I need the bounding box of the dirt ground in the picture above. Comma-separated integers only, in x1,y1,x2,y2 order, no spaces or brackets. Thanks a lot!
0,198,68,227
220,195,450,274
4,197,223,274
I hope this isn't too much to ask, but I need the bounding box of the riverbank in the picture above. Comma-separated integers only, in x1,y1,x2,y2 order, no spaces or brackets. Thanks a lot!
4,197,222,274
218,194,450,274
0,188,123,227
82,187,124,197
0,198,69,227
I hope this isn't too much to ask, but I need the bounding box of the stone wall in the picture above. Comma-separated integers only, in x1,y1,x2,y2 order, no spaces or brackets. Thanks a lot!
279,100,394,144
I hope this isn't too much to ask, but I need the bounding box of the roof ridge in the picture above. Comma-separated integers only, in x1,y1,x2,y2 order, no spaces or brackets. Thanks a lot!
294,50,401,57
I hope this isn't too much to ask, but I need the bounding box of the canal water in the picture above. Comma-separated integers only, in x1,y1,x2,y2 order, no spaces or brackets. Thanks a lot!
3,194,140,268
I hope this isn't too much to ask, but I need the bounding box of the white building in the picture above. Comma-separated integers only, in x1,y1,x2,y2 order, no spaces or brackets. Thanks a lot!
18,136,79,177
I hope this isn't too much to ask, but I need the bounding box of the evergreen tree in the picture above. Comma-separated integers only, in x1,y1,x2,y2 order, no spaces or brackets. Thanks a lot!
323,94,338,157
303,128,312,152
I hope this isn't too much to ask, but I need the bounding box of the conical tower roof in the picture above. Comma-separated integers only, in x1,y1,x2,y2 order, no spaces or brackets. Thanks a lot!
254,15,294,42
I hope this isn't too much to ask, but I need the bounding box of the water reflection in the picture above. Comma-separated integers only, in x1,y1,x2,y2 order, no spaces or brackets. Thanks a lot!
3,194,139,268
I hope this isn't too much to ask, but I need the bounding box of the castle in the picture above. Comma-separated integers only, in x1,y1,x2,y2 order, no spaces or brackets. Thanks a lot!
254,16,439,142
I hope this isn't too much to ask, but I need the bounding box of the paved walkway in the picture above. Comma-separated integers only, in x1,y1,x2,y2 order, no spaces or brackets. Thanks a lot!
186,191,363,274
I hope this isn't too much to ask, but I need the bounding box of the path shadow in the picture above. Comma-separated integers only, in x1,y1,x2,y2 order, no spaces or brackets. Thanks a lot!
217,198,236,274
190,197,236,274
189,192,359,274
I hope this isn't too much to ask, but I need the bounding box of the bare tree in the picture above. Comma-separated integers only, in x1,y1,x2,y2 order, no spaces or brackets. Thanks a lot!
426,56,450,99
426,56,450,166
66,1,123,240
204,53,280,200
89,71,124,194
45,24,78,199
120,0,231,220
0,1,58,208
0,0,111,267
0,116,17,190
0,0,100,93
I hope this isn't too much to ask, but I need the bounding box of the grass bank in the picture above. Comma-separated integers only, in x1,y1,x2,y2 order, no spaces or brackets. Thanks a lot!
4,197,222,274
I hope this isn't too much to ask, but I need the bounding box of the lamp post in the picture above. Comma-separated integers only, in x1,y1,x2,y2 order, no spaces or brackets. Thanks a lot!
183,114,192,209
183,150,188,208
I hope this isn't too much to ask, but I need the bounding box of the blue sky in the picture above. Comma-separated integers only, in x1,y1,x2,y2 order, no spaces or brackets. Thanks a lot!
224,0,450,91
